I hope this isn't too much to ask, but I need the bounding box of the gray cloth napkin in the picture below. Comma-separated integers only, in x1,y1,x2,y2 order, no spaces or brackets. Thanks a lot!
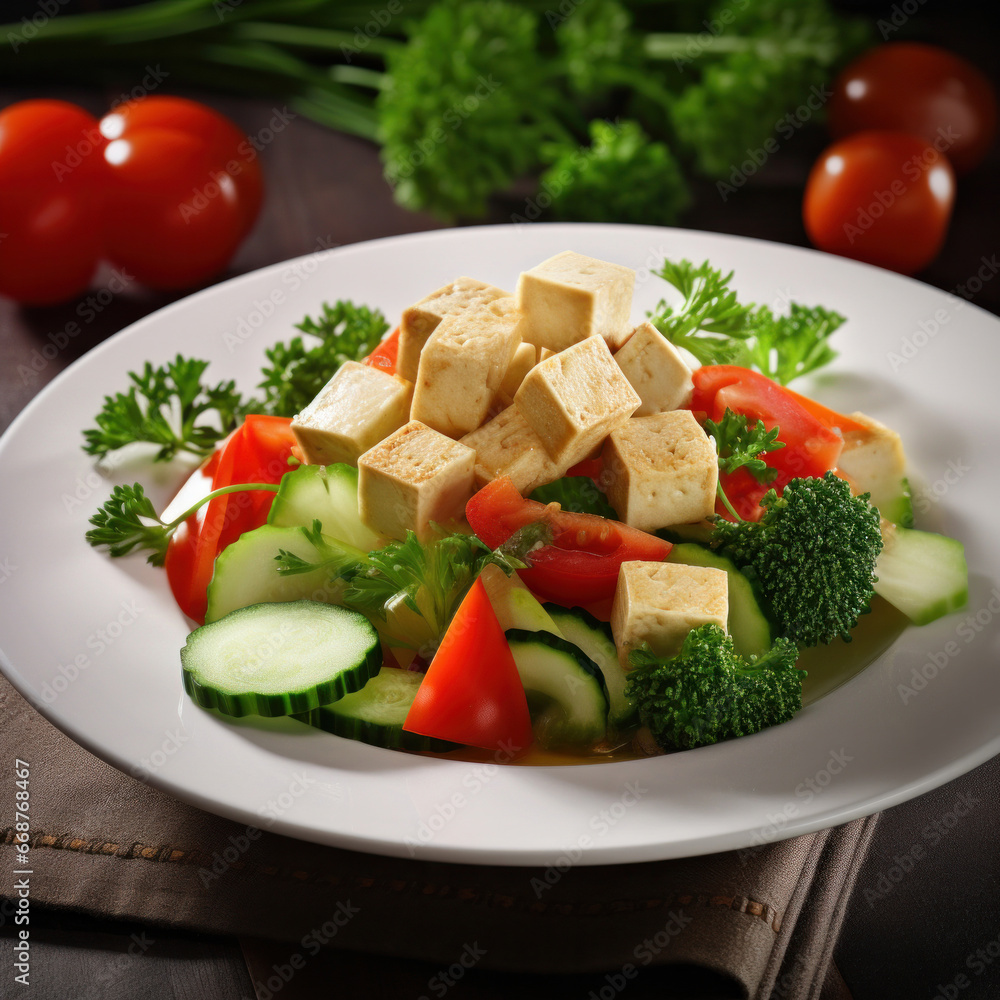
0,673,874,999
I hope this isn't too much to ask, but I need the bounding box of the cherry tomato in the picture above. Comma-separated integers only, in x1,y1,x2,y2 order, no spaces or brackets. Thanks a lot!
0,100,108,304
99,97,263,289
803,131,955,275
829,43,997,175
403,579,533,753
465,476,672,606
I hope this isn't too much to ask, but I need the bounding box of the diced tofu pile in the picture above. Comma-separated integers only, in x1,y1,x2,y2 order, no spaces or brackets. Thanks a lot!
290,249,725,541
290,250,732,662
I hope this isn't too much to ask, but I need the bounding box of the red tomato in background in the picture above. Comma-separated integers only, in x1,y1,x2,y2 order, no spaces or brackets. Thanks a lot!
165,416,296,622
99,97,263,289
465,477,671,605
803,131,955,275
829,43,997,175
0,100,108,304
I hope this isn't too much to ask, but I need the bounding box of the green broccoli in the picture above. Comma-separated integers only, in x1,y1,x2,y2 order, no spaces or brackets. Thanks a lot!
712,472,883,646
626,624,802,750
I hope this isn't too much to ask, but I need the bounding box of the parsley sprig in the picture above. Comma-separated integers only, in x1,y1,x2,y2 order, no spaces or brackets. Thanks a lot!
336,531,522,653
647,259,846,384
86,481,279,566
82,356,251,463
257,300,390,418
704,409,785,521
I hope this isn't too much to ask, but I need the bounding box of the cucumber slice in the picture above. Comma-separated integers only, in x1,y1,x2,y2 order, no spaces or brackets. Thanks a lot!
300,666,459,753
874,524,968,625
182,600,380,717
871,476,914,528
669,543,772,658
656,520,715,545
480,563,564,636
205,523,364,623
505,629,608,748
268,463,383,551
543,605,636,730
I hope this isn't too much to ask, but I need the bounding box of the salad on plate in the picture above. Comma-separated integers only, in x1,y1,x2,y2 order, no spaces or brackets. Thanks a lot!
83,250,969,764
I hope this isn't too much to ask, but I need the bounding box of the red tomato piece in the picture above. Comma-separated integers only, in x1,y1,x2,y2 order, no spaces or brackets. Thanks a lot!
465,477,671,606
165,416,295,622
781,387,868,436
363,327,401,374
803,131,955,275
403,578,534,753
829,43,997,175
567,457,604,480
0,100,108,304
99,97,263,289
690,366,844,480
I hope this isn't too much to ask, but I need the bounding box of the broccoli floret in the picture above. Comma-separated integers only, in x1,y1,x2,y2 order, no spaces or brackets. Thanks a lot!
712,472,883,646
626,624,802,750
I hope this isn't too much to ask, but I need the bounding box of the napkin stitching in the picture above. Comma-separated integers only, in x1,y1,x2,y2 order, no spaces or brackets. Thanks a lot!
1,828,781,930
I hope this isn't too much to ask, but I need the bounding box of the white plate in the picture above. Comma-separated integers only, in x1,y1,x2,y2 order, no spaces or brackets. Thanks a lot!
1,224,998,866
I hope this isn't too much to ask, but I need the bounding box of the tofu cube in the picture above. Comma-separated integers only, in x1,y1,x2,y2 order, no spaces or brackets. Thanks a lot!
602,411,718,531
358,420,475,542
837,412,907,497
611,561,729,669
516,251,635,352
494,341,538,409
291,361,413,466
614,322,693,415
461,405,568,495
515,335,640,467
410,297,521,438
398,277,511,381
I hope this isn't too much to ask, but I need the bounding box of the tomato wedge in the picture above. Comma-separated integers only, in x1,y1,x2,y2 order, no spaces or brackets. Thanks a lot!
403,578,533,753
165,415,296,622
363,327,401,375
690,366,844,480
466,477,671,606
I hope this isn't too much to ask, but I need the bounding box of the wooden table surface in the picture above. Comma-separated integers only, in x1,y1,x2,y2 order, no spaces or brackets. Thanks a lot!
2,11,999,995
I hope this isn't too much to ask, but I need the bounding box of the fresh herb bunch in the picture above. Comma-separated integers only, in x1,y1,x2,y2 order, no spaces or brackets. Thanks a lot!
82,356,252,462
257,300,389,416
648,258,846,384
626,623,802,750
540,119,690,227
0,0,870,224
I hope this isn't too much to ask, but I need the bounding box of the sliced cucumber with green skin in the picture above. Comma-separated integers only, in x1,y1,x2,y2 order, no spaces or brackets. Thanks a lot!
668,543,773,658
182,600,380,717
505,629,608,749
874,524,968,625
543,605,636,730
656,521,715,545
480,563,564,636
300,667,460,753
205,524,364,623
871,476,914,529
267,463,383,551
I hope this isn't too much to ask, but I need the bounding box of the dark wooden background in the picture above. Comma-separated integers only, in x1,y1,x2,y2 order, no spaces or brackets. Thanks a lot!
1,6,999,998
